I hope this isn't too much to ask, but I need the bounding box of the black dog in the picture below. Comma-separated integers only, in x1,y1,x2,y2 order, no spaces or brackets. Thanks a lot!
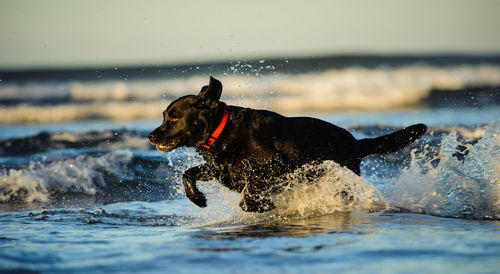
149,77,427,212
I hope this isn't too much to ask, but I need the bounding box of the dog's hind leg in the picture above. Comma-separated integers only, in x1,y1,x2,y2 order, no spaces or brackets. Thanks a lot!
239,182,276,212
240,194,275,212
182,164,218,208
346,158,361,175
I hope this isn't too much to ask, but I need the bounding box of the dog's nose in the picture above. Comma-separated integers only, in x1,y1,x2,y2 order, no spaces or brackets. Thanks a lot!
148,133,155,141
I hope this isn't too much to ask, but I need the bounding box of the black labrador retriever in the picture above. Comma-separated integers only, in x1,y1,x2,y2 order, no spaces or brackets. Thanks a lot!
148,77,427,212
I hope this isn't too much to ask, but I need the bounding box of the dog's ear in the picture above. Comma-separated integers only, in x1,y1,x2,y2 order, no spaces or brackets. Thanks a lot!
198,76,222,102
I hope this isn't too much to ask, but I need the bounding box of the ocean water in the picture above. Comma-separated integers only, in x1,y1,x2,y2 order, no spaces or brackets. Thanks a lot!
1,55,500,273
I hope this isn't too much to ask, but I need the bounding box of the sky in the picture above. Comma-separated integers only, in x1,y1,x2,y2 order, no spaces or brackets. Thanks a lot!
1,0,500,69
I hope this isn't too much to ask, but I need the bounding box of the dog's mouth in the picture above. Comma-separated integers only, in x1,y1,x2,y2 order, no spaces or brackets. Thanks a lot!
149,133,184,153
155,144,176,153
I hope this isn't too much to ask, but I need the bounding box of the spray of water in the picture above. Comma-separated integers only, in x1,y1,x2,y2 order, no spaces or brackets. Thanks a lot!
381,129,500,219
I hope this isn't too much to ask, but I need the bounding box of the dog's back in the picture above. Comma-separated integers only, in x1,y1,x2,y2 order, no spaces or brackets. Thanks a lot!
204,106,425,175
250,110,359,170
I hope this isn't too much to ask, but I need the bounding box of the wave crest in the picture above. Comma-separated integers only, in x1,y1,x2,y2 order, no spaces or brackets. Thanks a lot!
1,65,499,124
0,150,133,204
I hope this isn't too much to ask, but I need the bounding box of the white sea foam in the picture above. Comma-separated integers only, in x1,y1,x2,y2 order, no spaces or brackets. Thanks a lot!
1,64,499,123
0,150,133,203
0,102,165,124
429,125,487,139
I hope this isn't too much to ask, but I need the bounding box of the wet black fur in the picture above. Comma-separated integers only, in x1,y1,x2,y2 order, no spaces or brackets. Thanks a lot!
149,77,427,212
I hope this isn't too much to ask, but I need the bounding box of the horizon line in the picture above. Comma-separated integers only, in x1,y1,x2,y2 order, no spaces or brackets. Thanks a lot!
2,51,500,72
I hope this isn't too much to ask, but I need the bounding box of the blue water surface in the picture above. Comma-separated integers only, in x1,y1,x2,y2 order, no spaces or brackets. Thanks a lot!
1,202,499,274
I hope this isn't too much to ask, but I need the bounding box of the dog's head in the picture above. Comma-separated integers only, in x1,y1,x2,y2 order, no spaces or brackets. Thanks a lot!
148,76,224,152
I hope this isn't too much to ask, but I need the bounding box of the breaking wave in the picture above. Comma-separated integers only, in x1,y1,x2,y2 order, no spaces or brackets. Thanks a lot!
0,151,134,203
0,149,203,210
1,64,499,123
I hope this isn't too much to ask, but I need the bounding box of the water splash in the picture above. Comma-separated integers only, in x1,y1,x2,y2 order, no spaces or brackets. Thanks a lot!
272,161,387,218
189,129,500,224
187,161,388,226
381,129,500,219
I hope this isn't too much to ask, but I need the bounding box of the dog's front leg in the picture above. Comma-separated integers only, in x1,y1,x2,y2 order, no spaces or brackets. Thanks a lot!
182,165,217,208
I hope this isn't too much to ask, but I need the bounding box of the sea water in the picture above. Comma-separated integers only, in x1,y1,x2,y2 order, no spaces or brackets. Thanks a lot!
1,55,500,273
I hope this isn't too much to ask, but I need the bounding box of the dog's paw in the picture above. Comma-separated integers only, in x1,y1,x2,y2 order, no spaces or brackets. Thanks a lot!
183,177,207,208
192,195,207,208
186,192,207,208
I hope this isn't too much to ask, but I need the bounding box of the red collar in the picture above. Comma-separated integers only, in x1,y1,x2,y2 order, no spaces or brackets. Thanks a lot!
203,108,229,149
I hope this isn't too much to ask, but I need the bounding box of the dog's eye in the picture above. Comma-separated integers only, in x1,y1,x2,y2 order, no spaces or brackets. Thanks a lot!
171,118,179,122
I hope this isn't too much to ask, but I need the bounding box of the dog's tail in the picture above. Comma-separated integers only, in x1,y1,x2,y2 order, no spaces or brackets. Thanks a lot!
357,123,427,158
